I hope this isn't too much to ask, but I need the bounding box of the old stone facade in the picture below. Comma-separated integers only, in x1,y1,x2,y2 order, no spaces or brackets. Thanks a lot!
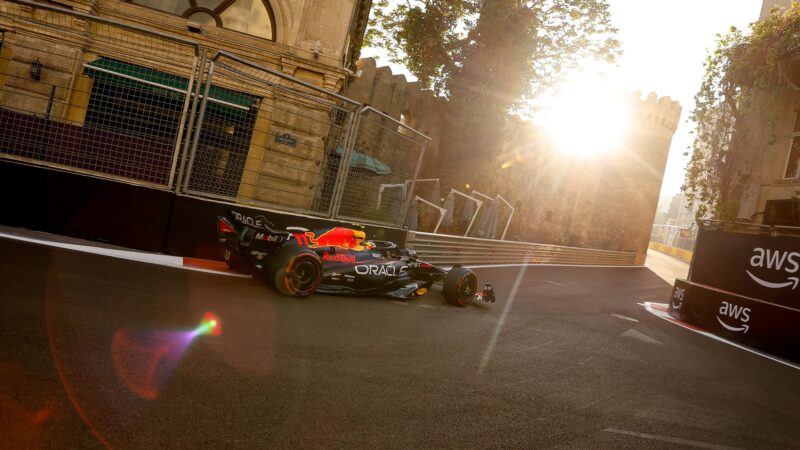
341,57,681,259
709,0,800,226
484,92,680,262
0,0,371,210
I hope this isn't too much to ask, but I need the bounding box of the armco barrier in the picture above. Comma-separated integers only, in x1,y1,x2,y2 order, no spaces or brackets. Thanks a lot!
407,232,638,266
648,241,693,263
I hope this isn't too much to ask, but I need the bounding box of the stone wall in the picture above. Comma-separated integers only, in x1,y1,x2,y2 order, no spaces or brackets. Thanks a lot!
502,92,681,263
341,58,682,259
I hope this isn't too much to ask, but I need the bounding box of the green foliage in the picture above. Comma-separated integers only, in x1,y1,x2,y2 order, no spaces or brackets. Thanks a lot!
684,5,800,220
365,0,475,93
365,0,619,186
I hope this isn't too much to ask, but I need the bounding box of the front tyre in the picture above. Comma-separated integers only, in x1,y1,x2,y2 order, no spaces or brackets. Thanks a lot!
266,246,323,297
443,267,477,306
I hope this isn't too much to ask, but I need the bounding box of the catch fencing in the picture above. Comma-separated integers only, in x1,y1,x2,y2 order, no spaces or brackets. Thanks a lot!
333,106,429,226
0,1,427,227
0,0,200,189
178,50,363,219
650,224,697,251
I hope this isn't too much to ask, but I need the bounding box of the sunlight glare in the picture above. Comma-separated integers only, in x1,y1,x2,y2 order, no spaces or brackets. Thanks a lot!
543,77,631,157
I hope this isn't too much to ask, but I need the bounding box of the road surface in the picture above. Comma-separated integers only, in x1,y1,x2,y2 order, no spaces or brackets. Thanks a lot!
1,235,798,449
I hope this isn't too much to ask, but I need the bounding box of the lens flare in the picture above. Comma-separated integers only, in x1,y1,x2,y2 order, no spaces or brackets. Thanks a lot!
193,312,222,337
112,312,222,400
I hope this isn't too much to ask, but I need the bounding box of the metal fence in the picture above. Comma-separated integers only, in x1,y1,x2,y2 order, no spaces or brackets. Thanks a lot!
0,0,200,189
0,1,429,228
650,224,697,251
179,50,363,218
334,106,429,226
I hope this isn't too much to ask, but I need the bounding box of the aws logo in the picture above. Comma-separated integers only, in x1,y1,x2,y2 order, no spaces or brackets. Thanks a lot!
716,301,751,334
747,248,800,290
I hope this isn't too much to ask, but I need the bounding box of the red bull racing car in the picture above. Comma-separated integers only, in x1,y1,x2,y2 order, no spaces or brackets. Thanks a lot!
216,210,495,306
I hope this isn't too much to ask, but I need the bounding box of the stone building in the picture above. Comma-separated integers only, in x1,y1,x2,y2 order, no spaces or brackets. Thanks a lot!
341,57,681,260
496,92,681,263
0,0,372,211
703,0,800,226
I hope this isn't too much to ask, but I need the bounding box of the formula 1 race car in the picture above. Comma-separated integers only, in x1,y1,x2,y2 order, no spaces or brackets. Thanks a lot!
216,210,496,306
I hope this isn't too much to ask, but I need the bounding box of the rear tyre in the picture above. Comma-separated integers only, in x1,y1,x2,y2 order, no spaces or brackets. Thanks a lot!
443,267,477,306
266,246,323,297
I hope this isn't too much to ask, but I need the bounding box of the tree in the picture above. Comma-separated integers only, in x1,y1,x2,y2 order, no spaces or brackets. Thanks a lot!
365,0,619,183
683,5,800,220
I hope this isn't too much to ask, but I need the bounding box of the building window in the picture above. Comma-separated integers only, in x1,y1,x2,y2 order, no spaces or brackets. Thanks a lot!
127,0,275,41
783,111,800,178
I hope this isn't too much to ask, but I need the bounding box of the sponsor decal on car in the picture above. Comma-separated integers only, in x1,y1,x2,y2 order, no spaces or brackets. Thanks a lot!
292,228,369,250
717,301,751,333
323,252,356,263
355,264,408,277
254,232,285,242
231,211,268,229
747,247,800,290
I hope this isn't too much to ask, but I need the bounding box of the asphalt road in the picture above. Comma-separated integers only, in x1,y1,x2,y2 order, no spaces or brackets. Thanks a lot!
1,236,799,449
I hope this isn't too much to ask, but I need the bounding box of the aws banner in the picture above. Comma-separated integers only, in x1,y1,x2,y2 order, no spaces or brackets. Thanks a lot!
690,229,800,306
669,279,800,358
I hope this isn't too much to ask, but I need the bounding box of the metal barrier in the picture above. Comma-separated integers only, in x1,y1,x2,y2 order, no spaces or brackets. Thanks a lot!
407,231,638,266
651,223,696,251
180,50,362,217
0,3,430,226
333,106,429,227
0,0,200,189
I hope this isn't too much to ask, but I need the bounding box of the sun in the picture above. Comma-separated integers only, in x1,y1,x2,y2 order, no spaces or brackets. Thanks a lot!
542,77,631,157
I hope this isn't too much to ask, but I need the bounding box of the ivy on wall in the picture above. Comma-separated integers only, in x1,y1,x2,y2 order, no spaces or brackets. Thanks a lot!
684,4,800,220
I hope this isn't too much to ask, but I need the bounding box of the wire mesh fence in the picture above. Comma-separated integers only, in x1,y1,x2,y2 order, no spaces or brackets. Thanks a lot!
180,51,360,217
0,3,433,228
0,0,199,188
334,106,428,226
651,224,697,251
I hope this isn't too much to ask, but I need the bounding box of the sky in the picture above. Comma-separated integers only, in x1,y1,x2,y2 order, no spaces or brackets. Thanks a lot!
360,0,765,206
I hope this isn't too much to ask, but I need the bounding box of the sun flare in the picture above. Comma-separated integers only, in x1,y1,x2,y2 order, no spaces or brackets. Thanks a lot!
542,78,631,157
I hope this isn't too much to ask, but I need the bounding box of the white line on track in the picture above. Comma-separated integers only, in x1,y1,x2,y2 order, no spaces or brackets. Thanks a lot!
611,313,639,322
603,428,740,449
641,302,800,371
478,264,528,376
0,231,249,278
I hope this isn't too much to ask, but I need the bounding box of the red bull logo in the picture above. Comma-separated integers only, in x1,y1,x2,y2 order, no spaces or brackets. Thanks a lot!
293,228,367,250
323,252,356,263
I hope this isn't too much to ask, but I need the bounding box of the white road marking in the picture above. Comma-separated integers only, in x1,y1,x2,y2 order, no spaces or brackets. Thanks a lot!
611,313,639,322
544,280,565,286
478,265,528,376
641,302,800,371
603,428,740,450
0,232,249,278
513,340,554,353
417,304,436,309
620,329,663,346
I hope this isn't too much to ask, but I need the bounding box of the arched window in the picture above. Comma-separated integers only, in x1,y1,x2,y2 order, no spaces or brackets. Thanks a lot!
128,0,275,41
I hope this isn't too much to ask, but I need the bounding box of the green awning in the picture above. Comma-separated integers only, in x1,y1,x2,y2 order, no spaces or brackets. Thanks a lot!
83,57,257,116
335,146,391,175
